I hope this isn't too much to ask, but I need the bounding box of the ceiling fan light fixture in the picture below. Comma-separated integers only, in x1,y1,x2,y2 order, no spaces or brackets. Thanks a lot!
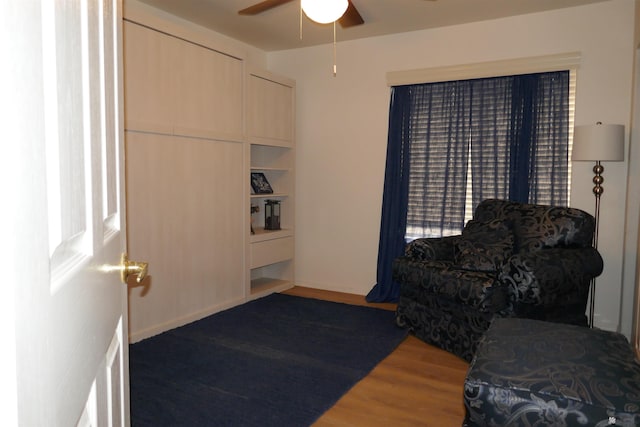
301,0,349,24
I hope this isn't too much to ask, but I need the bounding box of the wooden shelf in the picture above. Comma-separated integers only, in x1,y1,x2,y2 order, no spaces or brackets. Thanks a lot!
250,166,291,172
250,192,288,199
250,277,293,299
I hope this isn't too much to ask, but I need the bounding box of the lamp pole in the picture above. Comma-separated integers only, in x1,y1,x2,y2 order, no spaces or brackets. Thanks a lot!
588,160,603,328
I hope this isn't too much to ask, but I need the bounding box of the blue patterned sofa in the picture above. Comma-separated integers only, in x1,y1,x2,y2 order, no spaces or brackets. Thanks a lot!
392,199,604,362
463,318,640,426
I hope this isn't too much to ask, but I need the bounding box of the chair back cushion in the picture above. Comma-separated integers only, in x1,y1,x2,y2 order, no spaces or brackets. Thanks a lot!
472,199,595,253
456,219,514,272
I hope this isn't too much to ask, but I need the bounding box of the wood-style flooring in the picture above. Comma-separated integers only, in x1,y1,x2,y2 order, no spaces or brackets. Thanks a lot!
282,286,469,427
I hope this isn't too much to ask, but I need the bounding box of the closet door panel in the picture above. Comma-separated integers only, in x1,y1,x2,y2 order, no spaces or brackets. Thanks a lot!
123,22,176,134
126,131,245,341
174,42,243,141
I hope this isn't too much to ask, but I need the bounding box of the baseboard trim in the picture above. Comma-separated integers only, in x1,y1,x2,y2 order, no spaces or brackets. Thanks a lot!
129,296,246,343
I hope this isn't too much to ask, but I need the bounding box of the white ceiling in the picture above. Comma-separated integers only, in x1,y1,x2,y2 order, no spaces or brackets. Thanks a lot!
135,0,610,51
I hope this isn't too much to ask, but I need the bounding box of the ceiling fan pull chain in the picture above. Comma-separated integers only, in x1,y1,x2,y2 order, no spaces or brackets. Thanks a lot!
333,21,337,76
299,1,303,40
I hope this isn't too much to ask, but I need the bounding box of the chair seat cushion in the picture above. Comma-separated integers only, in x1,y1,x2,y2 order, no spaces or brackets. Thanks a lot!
393,258,511,313
463,318,640,427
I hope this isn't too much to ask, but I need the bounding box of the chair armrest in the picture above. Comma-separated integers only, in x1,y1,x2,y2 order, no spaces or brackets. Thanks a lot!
404,236,460,262
498,247,603,306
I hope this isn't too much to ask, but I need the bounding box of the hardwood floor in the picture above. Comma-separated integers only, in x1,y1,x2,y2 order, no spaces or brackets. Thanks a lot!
282,286,469,426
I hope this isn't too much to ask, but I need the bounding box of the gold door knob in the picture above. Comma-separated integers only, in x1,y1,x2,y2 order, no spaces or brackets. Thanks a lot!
120,253,148,284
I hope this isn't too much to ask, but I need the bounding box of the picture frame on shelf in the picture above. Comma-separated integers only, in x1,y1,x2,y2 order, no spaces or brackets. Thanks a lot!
250,172,274,194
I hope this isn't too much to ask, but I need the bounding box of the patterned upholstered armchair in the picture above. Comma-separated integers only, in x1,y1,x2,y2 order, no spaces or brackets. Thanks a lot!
392,199,604,362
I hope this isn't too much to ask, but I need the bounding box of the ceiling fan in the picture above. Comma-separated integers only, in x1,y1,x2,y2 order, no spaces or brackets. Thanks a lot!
239,0,438,28
239,0,365,28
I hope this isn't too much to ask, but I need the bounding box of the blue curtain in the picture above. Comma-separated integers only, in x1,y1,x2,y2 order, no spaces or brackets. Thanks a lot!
508,74,537,202
405,81,472,239
366,87,412,302
469,72,569,206
469,76,513,205
523,71,571,204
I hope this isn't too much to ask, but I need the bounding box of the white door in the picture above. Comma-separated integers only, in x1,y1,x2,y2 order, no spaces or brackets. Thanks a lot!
1,0,135,425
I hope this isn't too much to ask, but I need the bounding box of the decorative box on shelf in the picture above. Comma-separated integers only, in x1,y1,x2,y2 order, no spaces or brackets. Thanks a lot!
264,199,281,230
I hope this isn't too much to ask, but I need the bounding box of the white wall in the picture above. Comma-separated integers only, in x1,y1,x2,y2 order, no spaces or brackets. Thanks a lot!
268,0,636,334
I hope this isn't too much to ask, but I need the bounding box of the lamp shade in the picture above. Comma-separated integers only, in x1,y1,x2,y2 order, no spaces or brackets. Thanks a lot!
301,0,349,24
572,123,625,162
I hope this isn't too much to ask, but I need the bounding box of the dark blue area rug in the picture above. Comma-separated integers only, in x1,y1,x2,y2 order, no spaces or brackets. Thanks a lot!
129,293,407,426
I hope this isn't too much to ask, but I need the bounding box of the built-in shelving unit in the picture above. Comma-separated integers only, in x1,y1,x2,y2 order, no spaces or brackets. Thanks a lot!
246,69,296,299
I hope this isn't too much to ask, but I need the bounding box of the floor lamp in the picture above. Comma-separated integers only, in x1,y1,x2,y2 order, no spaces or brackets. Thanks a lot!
572,122,625,328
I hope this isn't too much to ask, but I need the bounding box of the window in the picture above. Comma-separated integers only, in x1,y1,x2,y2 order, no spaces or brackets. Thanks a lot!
367,54,580,302
402,70,574,239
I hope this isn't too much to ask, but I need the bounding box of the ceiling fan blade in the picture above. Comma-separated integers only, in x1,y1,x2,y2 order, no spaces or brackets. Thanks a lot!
238,0,296,16
339,1,364,28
